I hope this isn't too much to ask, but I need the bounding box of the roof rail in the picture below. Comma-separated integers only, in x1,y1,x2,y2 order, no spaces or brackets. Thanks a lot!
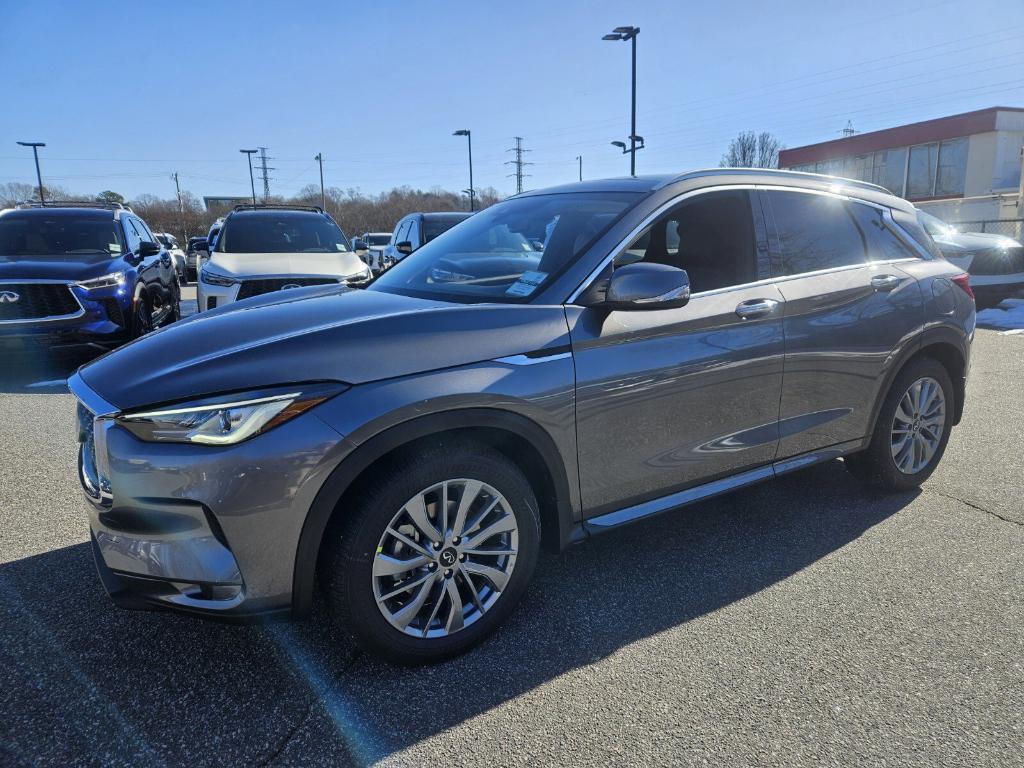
230,203,326,214
661,168,892,196
15,199,134,211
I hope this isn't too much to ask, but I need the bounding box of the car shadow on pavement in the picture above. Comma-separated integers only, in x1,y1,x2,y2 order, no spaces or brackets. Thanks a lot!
0,460,918,767
0,347,101,394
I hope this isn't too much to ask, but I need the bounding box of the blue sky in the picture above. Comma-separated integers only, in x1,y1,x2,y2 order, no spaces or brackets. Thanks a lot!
1,0,1022,201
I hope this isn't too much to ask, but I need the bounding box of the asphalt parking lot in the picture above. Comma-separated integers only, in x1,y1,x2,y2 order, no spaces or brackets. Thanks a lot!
1,292,1022,767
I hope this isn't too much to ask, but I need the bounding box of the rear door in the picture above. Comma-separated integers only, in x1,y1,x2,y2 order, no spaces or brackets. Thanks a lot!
761,188,924,459
571,188,786,517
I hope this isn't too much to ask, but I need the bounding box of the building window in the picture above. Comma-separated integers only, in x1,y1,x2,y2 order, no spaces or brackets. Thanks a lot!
872,148,907,197
906,143,939,198
935,137,968,196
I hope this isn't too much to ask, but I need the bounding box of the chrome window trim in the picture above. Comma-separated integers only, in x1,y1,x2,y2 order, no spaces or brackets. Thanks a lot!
566,183,921,305
0,278,86,325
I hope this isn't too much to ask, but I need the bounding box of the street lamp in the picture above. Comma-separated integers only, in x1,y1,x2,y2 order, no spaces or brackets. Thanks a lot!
602,25,640,177
17,141,46,203
452,129,475,212
239,149,258,206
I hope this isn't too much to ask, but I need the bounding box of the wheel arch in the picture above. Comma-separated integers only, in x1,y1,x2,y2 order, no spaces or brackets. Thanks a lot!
291,408,581,617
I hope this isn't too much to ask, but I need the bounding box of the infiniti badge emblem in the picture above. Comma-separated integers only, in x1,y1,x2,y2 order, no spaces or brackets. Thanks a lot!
0,290,19,303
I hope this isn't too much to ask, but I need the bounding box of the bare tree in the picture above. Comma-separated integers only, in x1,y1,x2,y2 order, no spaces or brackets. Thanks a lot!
721,131,783,169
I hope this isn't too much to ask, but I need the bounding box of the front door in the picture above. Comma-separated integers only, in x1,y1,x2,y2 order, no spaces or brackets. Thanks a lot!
570,188,786,517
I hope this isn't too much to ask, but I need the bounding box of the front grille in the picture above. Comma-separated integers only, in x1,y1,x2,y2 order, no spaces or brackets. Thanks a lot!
0,282,80,322
236,277,338,300
969,246,1024,276
100,298,126,327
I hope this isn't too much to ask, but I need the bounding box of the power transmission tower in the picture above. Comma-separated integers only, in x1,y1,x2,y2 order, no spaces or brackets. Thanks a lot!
171,172,186,239
840,121,857,137
257,146,275,200
505,137,532,194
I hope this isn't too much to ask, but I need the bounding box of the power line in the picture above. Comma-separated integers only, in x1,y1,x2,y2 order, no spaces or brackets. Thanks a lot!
505,137,532,194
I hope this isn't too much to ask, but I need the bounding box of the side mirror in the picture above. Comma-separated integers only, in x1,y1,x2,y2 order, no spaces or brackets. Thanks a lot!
353,239,368,252
580,262,690,311
396,240,413,256
138,240,161,257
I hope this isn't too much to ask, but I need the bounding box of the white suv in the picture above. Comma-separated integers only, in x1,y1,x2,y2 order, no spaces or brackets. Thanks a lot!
198,205,371,311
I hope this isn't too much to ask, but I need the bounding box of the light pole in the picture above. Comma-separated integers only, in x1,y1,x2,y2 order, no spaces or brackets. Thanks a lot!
239,149,258,206
602,26,640,176
17,141,46,203
453,129,475,211
314,153,325,209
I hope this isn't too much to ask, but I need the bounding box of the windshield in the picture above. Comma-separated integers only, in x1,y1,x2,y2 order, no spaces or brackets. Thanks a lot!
370,191,641,303
216,212,350,254
0,213,125,260
918,210,956,238
367,234,391,246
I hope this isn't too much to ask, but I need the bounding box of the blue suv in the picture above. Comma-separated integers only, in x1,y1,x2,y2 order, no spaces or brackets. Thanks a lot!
0,201,180,351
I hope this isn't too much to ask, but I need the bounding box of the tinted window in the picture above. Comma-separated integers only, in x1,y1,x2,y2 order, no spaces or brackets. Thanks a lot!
393,220,410,245
367,234,391,246
371,191,639,303
123,218,144,251
216,212,349,254
134,218,156,242
424,215,469,242
0,212,124,259
620,189,757,293
848,203,915,262
406,218,421,248
767,191,866,275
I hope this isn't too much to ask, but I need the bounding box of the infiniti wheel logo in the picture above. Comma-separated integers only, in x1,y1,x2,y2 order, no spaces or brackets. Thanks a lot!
0,290,19,303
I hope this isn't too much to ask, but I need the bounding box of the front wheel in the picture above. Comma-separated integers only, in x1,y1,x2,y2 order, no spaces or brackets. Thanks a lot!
844,356,954,491
320,443,541,665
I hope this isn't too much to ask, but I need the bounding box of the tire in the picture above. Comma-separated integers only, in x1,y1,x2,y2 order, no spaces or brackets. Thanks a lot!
166,281,181,324
844,356,954,491
130,294,154,339
320,442,541,665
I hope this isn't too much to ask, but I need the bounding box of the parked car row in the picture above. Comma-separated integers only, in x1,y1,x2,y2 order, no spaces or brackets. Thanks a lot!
65,168,977,665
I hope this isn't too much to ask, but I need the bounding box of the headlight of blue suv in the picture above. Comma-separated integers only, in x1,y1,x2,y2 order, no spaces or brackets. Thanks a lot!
76,271,127,291
117,384,346,445
200,268,237,286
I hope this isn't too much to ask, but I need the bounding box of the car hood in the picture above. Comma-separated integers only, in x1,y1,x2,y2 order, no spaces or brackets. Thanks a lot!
78,286,572,410
207,251,366,278
0,254,125,281
933,230,1020,254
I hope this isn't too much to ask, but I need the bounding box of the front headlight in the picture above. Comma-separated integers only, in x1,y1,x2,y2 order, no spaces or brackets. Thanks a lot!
343,263,373,284
77,271,127,291
117,384,345,445
201,268,237,286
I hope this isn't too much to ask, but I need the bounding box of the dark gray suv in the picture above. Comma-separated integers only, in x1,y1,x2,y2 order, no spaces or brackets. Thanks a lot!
69,169,974,664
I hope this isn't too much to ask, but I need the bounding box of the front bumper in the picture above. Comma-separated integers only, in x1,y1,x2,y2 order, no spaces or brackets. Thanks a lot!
69,372,347,619
0,281,132,350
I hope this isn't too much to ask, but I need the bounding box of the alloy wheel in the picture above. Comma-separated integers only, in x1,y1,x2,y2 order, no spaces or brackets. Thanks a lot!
890,376,945,475
372,478,519,638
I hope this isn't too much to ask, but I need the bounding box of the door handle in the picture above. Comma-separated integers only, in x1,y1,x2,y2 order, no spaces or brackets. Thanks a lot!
871,274,900,291
735,298,780,320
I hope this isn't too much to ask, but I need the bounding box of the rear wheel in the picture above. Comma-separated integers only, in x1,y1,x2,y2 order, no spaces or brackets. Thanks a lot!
320,443,540,665
844,357,953,491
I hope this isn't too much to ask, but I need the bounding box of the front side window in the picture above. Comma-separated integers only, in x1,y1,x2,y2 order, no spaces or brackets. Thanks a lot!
617,189,758,294
767,190,867,276
123,218,143,252
406,218,421,248
216,213,350,254
370,191,640,303
0,213,125,260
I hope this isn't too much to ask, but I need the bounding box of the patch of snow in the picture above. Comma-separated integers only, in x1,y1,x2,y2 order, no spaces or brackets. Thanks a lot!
977,298,1024,333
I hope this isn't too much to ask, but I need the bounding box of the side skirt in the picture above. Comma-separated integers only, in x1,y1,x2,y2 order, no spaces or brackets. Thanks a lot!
583,439,865,534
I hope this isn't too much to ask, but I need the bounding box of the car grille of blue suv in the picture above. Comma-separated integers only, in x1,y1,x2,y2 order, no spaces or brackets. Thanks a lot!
0,282,81,322
236,277,338,300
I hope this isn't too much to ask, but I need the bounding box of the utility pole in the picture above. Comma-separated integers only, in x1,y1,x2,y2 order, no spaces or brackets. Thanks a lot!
314,153,325,209
257,146,274,200
453,130,475,211
505,137,532,194
171,172,186,240
240,149,258,206
17,141,46,203
576,155,583,182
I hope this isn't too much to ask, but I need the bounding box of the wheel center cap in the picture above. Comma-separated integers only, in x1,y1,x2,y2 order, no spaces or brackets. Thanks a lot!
438,547,458,568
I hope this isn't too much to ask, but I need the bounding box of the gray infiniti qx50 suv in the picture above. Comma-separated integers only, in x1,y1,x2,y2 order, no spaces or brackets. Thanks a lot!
69,169,974,664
